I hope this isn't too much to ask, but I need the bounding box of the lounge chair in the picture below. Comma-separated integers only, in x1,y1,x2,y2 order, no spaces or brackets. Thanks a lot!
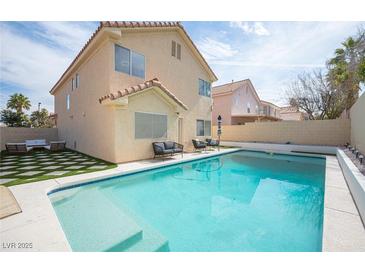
25,139,47,148
5,143,33,154
192,139,207,152
206,138,219,147
45,141,66,152
152,141,184,158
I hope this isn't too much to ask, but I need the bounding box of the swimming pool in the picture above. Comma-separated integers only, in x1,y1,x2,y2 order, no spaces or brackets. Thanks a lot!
49,150,326,252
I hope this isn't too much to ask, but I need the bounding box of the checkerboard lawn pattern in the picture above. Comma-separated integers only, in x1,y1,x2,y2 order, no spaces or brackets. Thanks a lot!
0,149,117,187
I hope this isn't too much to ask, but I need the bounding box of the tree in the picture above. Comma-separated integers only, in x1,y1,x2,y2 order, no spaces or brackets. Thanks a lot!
0,109,31,127
327,27,365,110
30,108,53,128
286,71,345,120
1,93,31,127
6,93,31,114
286,26,365,120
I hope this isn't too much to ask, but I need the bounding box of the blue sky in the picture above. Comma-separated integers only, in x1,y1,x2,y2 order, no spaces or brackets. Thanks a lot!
0,21,363,112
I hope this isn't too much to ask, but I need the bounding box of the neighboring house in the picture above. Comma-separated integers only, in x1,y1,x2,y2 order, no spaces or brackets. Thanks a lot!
212,79,281,125
50,21,217,163
280,106,308,121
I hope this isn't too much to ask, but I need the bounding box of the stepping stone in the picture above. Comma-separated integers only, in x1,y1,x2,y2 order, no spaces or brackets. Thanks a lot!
1,161,17,165
0,166,17,171
88,165,107,169
82,161,97,165
60,161,78,165
19,171,43,176
0,178,16,184
39,161,58,165
18,166,40,170
41,166,63,170
18,161,36,165
0,171,17,176
19,159,34,162
1,158,18,162
46,171,69,176
65,165,85,170
71,158,85,162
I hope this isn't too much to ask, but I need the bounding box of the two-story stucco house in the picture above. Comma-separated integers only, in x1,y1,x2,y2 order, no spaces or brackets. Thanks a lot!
212,79,281,125
50,21,217,163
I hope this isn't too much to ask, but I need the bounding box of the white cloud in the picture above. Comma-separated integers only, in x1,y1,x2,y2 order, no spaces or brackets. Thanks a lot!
196,37,238,60
230,21,270,36
213,22,362,106
0,22,95,112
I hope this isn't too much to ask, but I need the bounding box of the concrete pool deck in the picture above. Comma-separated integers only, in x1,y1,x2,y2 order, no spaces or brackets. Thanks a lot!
1,147,364,251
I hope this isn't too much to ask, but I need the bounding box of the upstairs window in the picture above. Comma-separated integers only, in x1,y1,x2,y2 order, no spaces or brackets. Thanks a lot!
71,78,75,91
115,44,145,78
198,79,211,97
76,73,80,88
172,41,176,57
66,94,70,110
131,51,145,78
172,41,181,60
177,43,181,60
115,45,131,74
247,102,251,113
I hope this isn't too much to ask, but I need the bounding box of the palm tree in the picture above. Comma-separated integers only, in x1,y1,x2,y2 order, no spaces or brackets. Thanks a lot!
327,37,361,110
7,93,31,114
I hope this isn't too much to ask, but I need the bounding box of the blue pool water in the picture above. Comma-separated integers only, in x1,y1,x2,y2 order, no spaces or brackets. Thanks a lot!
49,150,325,252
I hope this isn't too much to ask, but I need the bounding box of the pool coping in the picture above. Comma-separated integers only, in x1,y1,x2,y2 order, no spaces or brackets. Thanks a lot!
1,146,364,251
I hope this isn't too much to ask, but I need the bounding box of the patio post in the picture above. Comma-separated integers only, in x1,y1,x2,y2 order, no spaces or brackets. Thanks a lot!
217,115,222,152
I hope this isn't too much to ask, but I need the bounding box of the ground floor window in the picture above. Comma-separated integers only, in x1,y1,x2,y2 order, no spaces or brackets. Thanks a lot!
135,112,167,139
196,119,211,136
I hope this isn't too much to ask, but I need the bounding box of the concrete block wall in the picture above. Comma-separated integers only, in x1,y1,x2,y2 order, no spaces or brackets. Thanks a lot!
0,127,59,150
213,119,350,146
350,92,365,155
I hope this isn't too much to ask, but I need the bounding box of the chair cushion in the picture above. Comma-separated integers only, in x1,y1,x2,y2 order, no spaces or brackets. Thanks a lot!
153,142,165,153
162,149,174,154
164,141,174,150
173,148,183,153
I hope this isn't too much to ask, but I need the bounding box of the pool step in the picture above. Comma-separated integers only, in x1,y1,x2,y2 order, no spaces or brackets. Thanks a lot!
51,188,144,252
124,226,169,252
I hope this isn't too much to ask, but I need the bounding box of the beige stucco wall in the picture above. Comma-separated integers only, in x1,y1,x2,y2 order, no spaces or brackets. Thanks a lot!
0,127,58,150
53,29,214,163
213,119,350,146
350,92,365,154
113,89,179,162
54,38,117,162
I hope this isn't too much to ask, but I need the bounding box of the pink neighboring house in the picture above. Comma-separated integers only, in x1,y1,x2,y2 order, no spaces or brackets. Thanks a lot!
212,79,281,125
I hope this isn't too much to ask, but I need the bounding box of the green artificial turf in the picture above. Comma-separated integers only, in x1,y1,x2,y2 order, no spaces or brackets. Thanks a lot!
0,149,117,187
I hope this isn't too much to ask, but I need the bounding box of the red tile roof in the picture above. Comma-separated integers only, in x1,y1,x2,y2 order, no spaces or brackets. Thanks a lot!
50,21,217,94
99,78,188,110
